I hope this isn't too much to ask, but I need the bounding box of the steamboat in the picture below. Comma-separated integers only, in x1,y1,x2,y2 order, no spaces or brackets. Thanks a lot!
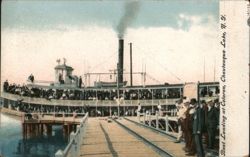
0,38,219,117
0,38,220,157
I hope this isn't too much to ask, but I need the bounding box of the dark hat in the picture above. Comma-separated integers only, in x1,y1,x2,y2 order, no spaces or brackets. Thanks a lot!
190,98,197,104
214,99,219,103
201,100,206,104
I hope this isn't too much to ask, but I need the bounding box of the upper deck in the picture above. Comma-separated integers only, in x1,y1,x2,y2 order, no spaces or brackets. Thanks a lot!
1,81,219,107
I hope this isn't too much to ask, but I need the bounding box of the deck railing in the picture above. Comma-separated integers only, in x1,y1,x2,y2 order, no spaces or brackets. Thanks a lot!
55,112,88,157
1,92,179,106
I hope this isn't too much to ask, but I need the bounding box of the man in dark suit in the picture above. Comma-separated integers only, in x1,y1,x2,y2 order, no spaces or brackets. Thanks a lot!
206,99,219,150
28,74,34,83
3,80,9,92
184,98,196,156
79,76,82,88
201,100,209,148
192,98,205,157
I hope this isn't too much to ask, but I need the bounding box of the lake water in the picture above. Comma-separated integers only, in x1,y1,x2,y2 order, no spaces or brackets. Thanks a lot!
0,112,67,157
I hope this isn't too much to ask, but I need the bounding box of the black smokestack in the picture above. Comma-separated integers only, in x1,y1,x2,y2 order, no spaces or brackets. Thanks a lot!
116,1,140,86
118,39,124,85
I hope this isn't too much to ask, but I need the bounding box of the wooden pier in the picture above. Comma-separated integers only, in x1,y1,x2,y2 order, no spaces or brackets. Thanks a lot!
0,107,85,141
22,114,82,139
80,118,160,157
1,108,202,157
78,117,195,157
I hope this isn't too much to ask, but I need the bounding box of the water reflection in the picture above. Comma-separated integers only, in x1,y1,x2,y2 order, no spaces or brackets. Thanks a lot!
0,113,67,157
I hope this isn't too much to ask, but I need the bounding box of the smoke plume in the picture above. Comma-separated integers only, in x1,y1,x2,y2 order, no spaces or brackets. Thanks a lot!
117,1,140,38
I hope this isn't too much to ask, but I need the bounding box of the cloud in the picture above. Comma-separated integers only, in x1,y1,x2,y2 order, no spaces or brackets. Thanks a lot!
122,14,219,83
1,14,219,85
177,13,217,31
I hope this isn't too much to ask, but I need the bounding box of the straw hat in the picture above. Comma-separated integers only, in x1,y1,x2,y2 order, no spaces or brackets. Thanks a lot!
206,98,213,103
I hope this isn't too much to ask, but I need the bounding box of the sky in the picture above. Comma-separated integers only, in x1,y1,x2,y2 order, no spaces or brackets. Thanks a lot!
1,0,219,86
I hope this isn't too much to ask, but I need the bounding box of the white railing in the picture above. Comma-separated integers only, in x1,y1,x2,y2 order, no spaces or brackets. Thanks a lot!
55,112,88,157
137,111,178,137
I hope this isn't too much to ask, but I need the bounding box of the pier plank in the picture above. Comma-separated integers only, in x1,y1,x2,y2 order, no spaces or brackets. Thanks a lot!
118,118,194,157
79,118,160,157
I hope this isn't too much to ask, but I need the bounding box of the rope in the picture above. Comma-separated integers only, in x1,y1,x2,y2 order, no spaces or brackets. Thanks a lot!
146,73,161,84
89,52,117,72
137,47,182,82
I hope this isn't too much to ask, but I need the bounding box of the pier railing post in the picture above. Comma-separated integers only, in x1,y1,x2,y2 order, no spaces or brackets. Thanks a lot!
137,112,141,123
70,131,75,141
156,112,159,130
143,113,146,124
55,150,64,157
76,125,81,156
165,115,169,133
69,132,77,157
149,113,151,127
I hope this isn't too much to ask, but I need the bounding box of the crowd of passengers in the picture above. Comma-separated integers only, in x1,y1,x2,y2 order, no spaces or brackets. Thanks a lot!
133,97,220,156
3,80,182,100
173,97,220,156
7,101,87,115
5,99,143,117
199,87,219,97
